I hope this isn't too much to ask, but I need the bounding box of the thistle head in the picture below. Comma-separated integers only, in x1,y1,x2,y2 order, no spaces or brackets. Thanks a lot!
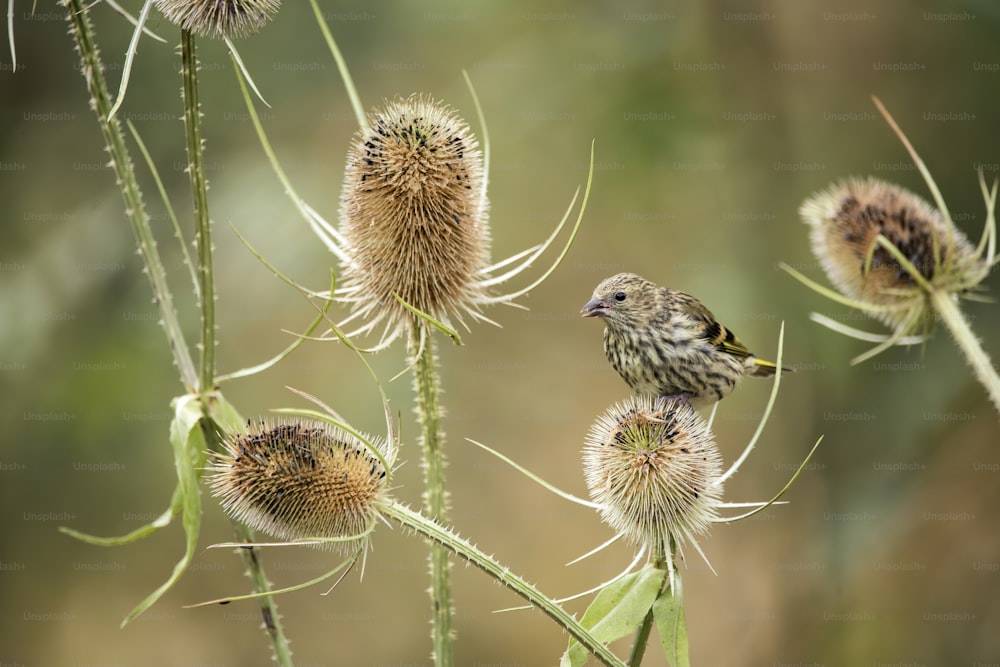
152,0,280,38
338,95,489,339
208,419,389,551
800,177,987,335
583,396,723,555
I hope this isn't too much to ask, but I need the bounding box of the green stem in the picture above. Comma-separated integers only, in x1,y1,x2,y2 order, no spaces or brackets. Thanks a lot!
180,30,215,393
63,0,198,391
383,501,625,667
628,608,655,666
411,328,453,666
628,542,670,665
232,522,295,666
180,33,293,665
930,289,1000,416
66,5,291,660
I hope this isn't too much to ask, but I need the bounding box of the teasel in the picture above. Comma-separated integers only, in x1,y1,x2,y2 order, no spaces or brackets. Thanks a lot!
208,418,393,552
247,83,590,666
577,328,808,562
152,0,281,39
799,175,990,347
786,97,1000,413
202,419,633,667
583,396,724,562
578,391,817,570
316,94,591,351
552,338,818,665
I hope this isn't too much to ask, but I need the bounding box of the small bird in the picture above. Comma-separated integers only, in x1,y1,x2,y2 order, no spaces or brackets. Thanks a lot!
581,273,787,406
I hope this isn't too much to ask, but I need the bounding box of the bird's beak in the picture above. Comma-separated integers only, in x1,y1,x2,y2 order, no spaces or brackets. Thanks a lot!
580,297,608,318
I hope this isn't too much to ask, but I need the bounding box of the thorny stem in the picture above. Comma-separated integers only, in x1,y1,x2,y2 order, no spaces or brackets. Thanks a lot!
66,7,293,661
232,514,295,665
181,32,294,665
180,30,215,393
628,543,670,666
383,501,625,667
628,602,656,665
63,0,198,391
411,328,454,666
930,289,1000,415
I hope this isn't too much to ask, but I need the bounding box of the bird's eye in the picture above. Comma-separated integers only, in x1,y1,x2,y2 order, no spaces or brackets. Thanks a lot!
614,291,627,302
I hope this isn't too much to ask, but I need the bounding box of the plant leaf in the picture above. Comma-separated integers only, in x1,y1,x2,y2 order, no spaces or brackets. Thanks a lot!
185,550,359,608
59,484,181,546
205,391,245,433
120,394,205,626
561,564,665,667
652,579,690,667
108,0,153,120
392,293,462,345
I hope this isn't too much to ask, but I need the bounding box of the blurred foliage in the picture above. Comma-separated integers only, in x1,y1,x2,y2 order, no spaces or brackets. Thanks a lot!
1,0,999,665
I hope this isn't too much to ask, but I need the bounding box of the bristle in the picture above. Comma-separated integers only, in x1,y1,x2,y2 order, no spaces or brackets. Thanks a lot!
800,177,985,333
153,0,280,38
338,95,489,336
583,396,723,554
208,418,387,550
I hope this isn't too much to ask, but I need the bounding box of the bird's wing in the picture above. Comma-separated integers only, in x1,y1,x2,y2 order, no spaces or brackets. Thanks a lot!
686,297,754,358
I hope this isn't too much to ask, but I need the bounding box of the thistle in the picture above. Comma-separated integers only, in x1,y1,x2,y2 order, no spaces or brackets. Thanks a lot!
583,396,724,556
800,176,988,341
209,418,391,551
312,94,591,350
337,95,490,344
785,97,1000,414
153,0,281,38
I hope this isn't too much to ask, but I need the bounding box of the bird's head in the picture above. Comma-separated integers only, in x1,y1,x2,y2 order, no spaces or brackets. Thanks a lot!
580,273,658,328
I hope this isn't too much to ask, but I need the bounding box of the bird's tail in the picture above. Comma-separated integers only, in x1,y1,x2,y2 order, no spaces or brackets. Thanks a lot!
749,358,794,377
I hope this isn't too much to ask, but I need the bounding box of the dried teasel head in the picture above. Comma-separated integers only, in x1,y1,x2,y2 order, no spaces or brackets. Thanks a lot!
800,176,988,334
338,95,490,342
583,396,724,556
208,419,389,551
788,99,998,365
153,0,281,39
306,83,593,351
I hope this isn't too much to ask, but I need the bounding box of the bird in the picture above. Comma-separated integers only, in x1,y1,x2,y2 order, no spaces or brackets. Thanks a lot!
581,272,788,406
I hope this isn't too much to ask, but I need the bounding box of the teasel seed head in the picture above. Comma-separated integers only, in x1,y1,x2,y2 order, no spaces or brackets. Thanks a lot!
152,0,280,39
208,419,389,550
583,396,724,555
338,95,489,340
800,176,988,334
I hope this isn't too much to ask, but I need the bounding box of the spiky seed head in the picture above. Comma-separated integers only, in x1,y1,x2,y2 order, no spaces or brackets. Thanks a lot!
339,95,489,333
208,419,388,551
800,177,987,332
152,0,280,39
583,396,723,554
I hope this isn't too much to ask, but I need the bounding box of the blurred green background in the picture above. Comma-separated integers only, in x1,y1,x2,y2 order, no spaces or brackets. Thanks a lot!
2,0,999,665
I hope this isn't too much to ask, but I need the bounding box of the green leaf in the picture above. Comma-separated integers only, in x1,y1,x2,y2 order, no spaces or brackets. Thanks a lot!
60,391,244,550
652,579,691,667
392,293,462,345
121,394,205,627
59,484,181,546
186,549,360,608
206,391,245,433
562,564,666,667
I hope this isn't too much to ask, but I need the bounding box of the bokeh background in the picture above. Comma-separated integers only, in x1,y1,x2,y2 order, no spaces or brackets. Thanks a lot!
2,0,999,665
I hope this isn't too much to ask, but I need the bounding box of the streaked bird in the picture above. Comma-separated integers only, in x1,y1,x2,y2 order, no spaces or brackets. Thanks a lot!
582,272,787,405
